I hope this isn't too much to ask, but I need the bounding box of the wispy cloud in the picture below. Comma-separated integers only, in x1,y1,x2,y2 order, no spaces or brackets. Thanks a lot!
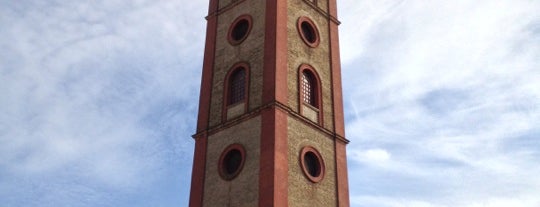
1,0,206,206
340,0,540,206
1,0,539,206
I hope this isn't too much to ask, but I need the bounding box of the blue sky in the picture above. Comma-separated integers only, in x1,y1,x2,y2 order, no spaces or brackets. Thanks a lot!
1,0,539,207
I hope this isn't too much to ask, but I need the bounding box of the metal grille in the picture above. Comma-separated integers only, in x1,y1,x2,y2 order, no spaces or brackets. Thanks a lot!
302,71,316,106
229,69,246,105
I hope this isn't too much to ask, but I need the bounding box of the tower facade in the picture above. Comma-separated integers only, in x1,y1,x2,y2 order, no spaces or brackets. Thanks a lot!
189,0,349,206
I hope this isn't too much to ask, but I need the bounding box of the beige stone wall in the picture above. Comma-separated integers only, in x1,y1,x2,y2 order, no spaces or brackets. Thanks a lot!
209,1,266,128
287,0,335,131
218,0,234,9
203,1,341,206
287,117,337,207
316,0,329,12
286,1,338,206
203,116,261,207
303,0,329,11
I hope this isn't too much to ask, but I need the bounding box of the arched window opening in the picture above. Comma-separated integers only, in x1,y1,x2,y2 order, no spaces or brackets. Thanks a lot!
228,68,246,106
301,71,316,107
298,65,322,124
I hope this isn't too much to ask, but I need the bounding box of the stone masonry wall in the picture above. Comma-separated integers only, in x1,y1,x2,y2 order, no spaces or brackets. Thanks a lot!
287,0,335,131
208,0,266,128
203,116,261,207
287,1,338,206
287,117,337,207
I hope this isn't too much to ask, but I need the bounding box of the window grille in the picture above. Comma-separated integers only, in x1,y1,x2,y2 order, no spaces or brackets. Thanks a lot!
229,68,246,105
302,71,316,106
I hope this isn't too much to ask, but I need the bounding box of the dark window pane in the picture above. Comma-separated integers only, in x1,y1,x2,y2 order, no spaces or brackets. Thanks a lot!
223,149,242,175
301,21,316,44
302,71,316,106
232,19,249,41
229,68,246,105
304,151,320,177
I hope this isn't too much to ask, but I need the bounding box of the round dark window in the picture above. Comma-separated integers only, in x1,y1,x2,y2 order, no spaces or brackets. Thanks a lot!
232,19,249,41
299,146,325,183
218,144,246,180
223,149,242,174
297,17,320,47
301,21,317,44
228,15,253,45
304,151,321,177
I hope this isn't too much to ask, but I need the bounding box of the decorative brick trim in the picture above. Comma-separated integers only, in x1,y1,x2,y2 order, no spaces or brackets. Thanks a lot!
259,0,289,205
259,107,289,207
192,101,349,144
299,146,325,183
188,133,208,207
227,15,253,46
297,16,321,48
262,0,288,104
206,0,247,19
190,0,219,205
327,0,350,206
218,143,246,181
196,0,220,133
334,141,350,207
301,0,341,25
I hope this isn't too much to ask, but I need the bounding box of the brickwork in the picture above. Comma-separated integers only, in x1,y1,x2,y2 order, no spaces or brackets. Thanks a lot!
286,0,335,132
218,0,240,10
203,116,261,207
287,117,337,207
209,1,266,127
303,0,330,12
192,0,349,206
317,0,329,12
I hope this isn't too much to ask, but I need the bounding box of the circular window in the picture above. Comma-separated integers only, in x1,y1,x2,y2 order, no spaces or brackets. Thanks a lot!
218,144,246,180
299,146,325,183
228,15,253,45
297,17,320,47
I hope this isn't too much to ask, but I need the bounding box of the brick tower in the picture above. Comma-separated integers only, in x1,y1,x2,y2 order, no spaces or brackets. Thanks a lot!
189,0,349,206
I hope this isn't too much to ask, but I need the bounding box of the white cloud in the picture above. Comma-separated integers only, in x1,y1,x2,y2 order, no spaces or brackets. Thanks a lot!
0,0,206,206
349,148,391,165
352,194,540,207
1,0,539,206
341,0,540,206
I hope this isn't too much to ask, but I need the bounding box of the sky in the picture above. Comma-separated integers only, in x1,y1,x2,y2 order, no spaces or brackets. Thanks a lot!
0,0,539,207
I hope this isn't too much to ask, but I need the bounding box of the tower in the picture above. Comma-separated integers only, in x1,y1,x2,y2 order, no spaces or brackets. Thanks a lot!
189,0,349,206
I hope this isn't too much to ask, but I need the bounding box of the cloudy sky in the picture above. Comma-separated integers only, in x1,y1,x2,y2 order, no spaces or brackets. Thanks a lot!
1,0,539,207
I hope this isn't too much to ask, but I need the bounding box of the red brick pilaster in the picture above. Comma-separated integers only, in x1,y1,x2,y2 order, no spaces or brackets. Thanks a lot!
188,134,208,207
328,1,350,206
259,107,289,207
196,0,219,133
260,0,289,206
190,0,219,206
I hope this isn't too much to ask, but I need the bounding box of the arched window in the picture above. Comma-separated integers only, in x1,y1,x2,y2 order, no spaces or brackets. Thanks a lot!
223,63,250,121
298,64,322,124
228,68,246,106
301,71,317,107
